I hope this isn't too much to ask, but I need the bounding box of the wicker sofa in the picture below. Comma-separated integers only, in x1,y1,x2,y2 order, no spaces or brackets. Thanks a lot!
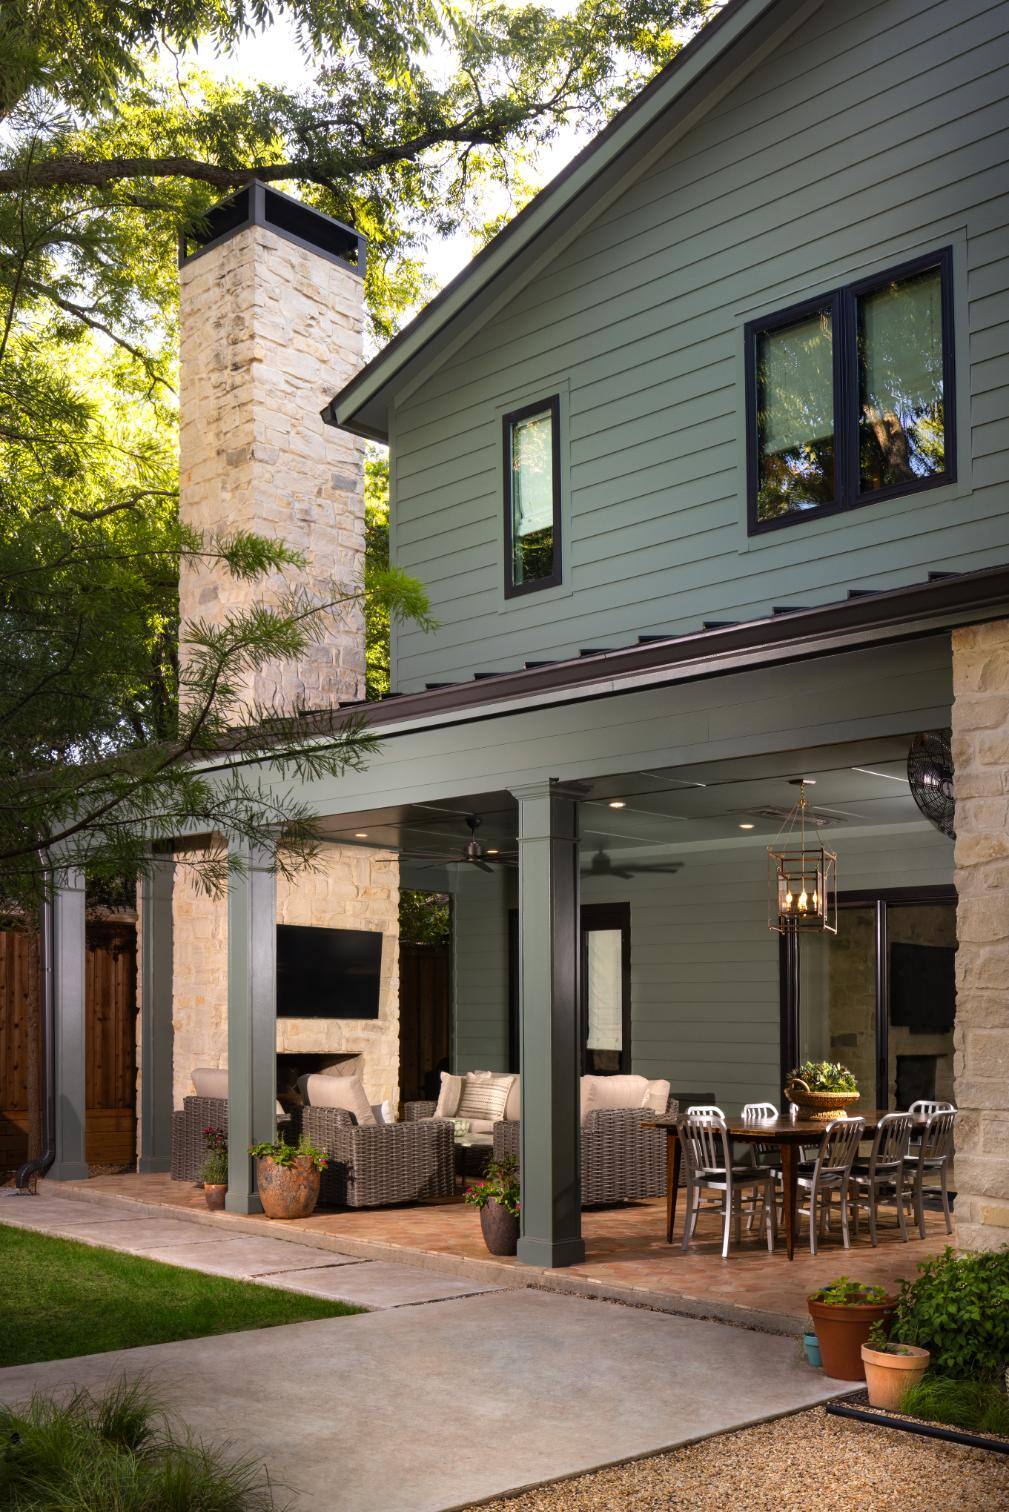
493,1095,679,1205
299,1104,455,1208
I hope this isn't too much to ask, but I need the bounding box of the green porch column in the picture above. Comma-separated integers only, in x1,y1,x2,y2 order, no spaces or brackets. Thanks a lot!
137,853,174,1174
509,780,586,1267
49,867,89,1180
225,843,277,1213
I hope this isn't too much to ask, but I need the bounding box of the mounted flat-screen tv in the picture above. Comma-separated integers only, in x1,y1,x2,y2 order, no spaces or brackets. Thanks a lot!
889,942,956,1034
276,925,382,1019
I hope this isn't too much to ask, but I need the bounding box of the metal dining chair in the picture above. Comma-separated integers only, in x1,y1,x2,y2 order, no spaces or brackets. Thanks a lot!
905,1109,956,1237
678,1114,776,1259
909,1099,955,1118
849,1111,913,1245
686,1104,725,1119
794,1117,865,1255
740,1102,780,1230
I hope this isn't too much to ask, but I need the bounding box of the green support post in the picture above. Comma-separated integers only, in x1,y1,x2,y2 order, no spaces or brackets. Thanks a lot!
138,853,175,1174
509,780,586,1267
49,867,89,1181
225,844,277,1213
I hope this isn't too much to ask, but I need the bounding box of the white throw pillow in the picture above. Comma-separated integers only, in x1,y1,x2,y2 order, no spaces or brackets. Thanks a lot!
580,1074,650,1123
642,1079,671,1114
457,1071,516,1123
434,1071,464,1119
303,1072,376,1126
504,1077,521,1122
192,1067,285,1117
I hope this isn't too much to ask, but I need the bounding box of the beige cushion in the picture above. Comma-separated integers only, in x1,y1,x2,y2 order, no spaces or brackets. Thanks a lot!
504,1077,521,1122
303,1072,376,1126
462,1117,496,1135
192,1067,285,1118
435,1071,464,1119
580,1074,653,1123
457,1071,516,1123
643,1079,671,1114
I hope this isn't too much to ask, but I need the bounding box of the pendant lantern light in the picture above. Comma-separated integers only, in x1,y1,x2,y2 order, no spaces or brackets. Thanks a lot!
768,780,837,935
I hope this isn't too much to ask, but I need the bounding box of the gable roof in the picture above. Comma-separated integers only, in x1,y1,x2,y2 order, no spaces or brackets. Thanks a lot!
323,0,805,442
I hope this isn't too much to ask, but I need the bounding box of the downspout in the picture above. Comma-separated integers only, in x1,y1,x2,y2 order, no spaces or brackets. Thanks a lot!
15,860,56,1191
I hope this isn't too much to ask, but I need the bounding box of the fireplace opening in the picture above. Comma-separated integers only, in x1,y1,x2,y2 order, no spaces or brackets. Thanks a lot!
276,1052,363,1110
896,1054,938,1110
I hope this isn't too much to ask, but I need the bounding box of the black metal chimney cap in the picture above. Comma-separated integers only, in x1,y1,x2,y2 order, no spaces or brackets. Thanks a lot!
178,180,366,276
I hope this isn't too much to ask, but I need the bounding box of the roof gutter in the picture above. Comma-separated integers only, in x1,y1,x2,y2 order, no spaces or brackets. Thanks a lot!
294,562,1009,741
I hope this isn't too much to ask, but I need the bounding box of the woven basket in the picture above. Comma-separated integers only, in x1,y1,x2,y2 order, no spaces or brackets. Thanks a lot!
785,1079,860,1121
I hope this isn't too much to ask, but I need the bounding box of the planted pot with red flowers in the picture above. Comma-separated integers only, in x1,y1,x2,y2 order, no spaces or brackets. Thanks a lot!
464,1155,520,1255
248,1134,328,1220
201,1125,228,1210
808,1276,896,1381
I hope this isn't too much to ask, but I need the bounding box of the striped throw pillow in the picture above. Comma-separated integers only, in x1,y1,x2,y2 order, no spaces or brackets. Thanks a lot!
456,1072,516,1124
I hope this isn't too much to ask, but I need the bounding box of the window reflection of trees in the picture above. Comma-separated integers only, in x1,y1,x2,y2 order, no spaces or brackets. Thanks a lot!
757,308,835,520
858,267,944,494
511,411,554,583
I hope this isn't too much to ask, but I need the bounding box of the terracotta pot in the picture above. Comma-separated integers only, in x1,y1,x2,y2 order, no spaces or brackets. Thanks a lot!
808,1293,896,1381
861,1343,930,1411
256,1155,321,1220
203,1183,227,1211
479,1198,519,1256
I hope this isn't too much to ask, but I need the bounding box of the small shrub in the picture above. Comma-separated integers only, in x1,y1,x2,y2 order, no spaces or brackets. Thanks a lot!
463,1155,520,1217
901,1375,1009,1436
891,1246,1009,1382
0,1378,279,1509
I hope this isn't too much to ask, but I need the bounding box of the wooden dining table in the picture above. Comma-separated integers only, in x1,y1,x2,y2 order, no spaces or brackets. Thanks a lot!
646,1108,929,1260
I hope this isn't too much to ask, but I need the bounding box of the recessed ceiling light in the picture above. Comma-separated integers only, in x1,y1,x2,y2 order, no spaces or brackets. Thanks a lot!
739,822,755,830
608,800,626,809
354,831,368,838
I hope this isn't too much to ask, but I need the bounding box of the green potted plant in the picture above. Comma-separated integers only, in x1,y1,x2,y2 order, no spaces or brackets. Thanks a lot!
801,1316,821,1369
861,1319,929,1410
464,1155,520,1255
785,1060,860,1121
200,1125,228,1210
808,1276,896,1380
248,1133,328,1220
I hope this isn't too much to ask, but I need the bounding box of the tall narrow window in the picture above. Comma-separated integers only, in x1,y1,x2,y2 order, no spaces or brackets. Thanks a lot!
503,396,561,595
755,302,837,522
857,263,946,495
746,248,954,533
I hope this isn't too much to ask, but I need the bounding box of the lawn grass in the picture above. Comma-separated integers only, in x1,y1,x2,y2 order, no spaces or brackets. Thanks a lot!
0,1224,361,1367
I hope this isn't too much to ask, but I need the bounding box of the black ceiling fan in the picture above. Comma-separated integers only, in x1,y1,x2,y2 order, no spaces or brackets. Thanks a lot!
581,848,684,881
403,814,517,872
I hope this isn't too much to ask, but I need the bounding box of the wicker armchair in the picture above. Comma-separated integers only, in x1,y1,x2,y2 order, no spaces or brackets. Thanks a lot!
170,1095,293,1183
493,1095,678,1205
403,1100,437,1121
171,1096,230,1182
300,1105,455,1208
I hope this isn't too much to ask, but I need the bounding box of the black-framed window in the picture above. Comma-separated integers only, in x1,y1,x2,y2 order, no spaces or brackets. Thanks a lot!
746,248,955,534
502,395,561,596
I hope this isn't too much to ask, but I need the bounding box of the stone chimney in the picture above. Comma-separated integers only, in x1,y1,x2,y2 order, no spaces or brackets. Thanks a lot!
178,182,367,711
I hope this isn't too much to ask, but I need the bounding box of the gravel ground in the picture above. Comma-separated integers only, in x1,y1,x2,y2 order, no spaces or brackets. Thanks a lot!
468,1407,1009,1511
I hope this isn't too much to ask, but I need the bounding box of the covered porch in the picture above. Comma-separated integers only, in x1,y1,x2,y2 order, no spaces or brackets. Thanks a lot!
39,623,968,1284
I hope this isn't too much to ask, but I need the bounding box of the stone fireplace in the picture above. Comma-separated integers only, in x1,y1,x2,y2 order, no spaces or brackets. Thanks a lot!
157,185,401,1117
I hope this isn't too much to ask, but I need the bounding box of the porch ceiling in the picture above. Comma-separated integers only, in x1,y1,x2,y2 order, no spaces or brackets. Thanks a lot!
315,731,944,870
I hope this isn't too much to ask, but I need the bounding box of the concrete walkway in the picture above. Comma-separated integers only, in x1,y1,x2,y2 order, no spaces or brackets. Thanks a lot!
0,1192,501,1309
0,1286,849,1511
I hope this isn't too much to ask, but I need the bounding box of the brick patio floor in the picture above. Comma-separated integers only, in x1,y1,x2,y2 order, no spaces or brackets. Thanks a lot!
51,1171,952,1331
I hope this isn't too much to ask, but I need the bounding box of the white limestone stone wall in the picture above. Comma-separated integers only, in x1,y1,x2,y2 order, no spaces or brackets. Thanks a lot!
952,619,1009,1250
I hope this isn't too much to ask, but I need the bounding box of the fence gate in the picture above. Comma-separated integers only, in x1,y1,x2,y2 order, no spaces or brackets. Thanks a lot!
0,921,137,1170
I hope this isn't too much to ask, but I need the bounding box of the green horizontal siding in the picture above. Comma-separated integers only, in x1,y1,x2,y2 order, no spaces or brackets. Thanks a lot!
390,0,1009,691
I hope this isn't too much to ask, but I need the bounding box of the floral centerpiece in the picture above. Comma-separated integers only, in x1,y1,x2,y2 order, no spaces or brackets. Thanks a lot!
785,1059,859,1120
464,1155,520,1256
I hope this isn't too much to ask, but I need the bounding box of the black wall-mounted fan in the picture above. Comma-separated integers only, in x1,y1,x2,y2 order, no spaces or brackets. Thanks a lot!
907,730,955,840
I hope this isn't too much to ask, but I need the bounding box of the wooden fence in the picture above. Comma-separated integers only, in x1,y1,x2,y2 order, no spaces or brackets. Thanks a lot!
0,921,136,1169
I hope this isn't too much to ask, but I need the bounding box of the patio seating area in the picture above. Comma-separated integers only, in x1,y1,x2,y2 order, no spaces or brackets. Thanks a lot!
51,1169,953,1331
